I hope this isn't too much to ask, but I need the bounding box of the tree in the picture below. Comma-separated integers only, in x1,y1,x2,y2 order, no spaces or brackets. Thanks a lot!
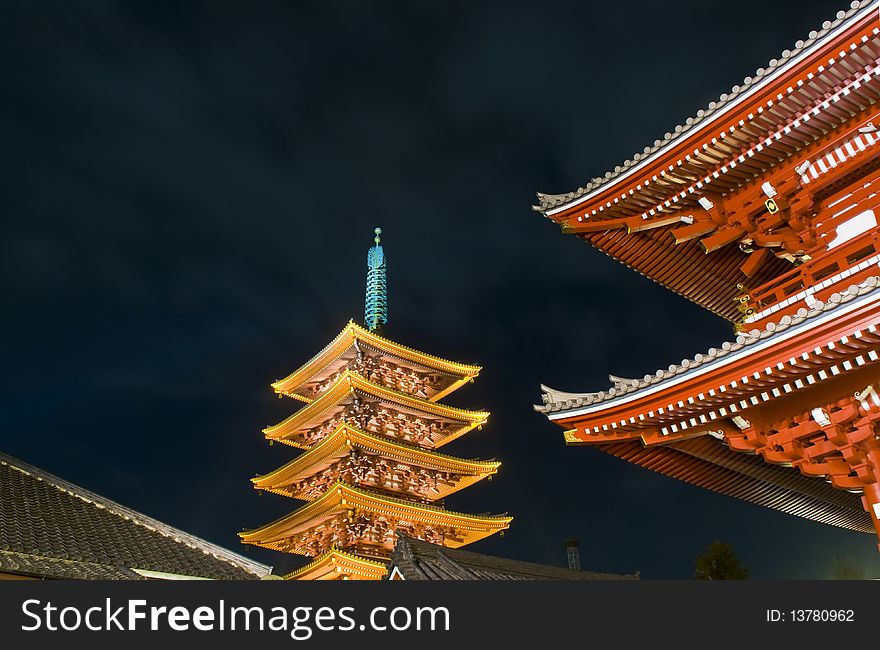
694,540,749,580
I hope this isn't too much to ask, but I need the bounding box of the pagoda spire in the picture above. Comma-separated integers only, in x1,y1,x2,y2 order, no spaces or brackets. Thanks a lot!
364,227,388,332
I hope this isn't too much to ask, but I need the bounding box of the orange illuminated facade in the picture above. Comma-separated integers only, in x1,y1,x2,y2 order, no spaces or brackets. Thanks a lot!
241,233,511,579
534,2,880,549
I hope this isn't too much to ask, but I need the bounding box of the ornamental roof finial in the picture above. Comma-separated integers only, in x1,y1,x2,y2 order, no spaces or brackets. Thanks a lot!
365,227,388,333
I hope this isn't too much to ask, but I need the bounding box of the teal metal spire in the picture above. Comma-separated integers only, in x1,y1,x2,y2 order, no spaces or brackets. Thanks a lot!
364,227,388,332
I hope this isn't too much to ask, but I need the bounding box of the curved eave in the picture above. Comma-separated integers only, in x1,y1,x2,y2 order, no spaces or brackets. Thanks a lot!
285,375,476,406
263,370,489,449
270,321,481,400
540,279,880,433
581,229,791,322
283,548,388,581
239,481,512,550
535,0,878,218
600,438,874,534
253,423,500,499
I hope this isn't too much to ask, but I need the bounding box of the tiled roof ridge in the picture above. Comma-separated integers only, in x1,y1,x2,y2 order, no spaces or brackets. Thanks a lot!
535,0,875,212
0,451,271,577
536,274,880,413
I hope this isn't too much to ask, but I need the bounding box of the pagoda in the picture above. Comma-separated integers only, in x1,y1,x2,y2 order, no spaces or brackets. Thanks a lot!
533,1,880,549
241,228,511,579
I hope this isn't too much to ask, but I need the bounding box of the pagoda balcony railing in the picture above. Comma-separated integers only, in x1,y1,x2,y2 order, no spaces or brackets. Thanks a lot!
745,228,880,326
743,151,880,326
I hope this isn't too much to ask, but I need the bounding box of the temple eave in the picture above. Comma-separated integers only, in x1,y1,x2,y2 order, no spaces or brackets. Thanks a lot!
264,370,489,432
539,279,880,423
239,482,511,551
262,370,489,449
283,549,389,581
255,473,494,503
253,424,500,489
270,321,482,401
599,437,876,534
534,2,878,217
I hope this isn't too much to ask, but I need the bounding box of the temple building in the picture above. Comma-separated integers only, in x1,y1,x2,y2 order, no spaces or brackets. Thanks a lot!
241,229,512,579
534,1,880,549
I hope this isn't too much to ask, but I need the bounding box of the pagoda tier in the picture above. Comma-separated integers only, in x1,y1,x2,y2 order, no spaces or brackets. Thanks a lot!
271,321,481,404
240,481,512,559
533,1,880,551
281,548,389,581
262,370,489,450
533,1,880,327
252,423,500,502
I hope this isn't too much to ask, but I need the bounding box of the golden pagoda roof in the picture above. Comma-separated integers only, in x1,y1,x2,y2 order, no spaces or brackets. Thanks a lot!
263,370,489,449
252,423,501,501
239,481,512,553
272,320,481,403
283,547,388,581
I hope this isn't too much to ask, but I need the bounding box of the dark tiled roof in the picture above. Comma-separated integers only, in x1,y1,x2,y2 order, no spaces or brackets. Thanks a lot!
389,537,638,581
0,452,271,580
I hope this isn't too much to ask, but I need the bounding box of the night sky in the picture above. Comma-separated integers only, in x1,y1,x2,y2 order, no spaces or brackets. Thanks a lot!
4,0,879,579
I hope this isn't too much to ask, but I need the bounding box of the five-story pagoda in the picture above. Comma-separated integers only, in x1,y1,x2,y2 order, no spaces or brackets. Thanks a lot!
240,229,511,580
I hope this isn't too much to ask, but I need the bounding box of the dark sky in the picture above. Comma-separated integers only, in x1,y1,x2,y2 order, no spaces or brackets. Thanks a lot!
3,0,879,579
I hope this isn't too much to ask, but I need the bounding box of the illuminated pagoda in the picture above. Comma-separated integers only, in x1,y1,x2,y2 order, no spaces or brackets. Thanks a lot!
241,228,511,579
534,1,880,549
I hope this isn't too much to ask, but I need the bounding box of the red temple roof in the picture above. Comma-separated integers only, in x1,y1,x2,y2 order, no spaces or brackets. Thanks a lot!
536,274,879,421
533,1,880,320
535,1,878,216
534,0,880,548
